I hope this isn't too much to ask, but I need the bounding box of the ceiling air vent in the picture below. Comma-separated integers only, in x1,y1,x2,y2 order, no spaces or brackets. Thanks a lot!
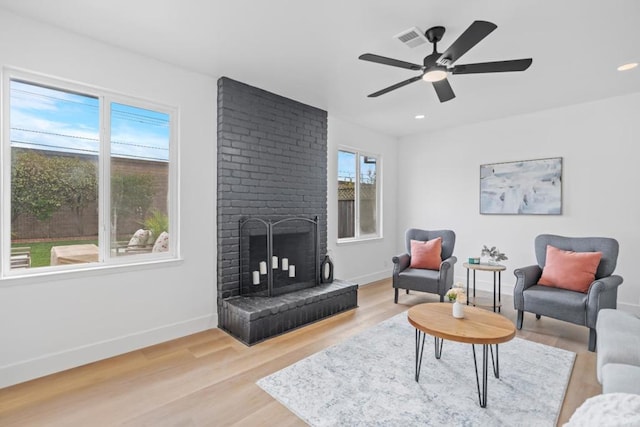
393,27,428,48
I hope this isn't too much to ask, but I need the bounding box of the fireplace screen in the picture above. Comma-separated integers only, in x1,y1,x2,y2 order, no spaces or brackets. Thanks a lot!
239,216,319,297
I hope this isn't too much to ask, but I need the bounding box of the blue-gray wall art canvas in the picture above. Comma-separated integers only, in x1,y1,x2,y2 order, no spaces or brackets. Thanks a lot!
480,157,562,215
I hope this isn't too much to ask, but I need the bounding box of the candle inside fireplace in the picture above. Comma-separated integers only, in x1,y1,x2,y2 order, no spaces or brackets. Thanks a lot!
272,256,278,269
288,265,296,278
282,258,289,270
259,261,267,275
252,271,260,285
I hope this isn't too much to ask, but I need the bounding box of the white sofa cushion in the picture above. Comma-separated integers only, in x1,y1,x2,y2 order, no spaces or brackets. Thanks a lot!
596,309,640,383
602,363,640,394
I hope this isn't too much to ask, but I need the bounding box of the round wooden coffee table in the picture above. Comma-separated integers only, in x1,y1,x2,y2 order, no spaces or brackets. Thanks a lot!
407,302,516,408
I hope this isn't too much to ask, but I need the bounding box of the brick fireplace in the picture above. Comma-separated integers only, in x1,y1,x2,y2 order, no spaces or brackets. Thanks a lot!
216,77,357,344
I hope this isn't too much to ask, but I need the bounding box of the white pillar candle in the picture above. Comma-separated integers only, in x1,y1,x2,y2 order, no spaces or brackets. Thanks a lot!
288,265,296,278
272,256,278,269
259,261,267,275
252,271,260,285
282,258,289,270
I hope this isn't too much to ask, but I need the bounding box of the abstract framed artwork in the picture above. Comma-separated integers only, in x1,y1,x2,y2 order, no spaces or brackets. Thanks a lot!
480,157,562,215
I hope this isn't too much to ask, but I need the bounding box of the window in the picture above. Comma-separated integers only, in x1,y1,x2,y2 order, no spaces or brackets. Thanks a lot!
337,149,381,241
2,70,177,277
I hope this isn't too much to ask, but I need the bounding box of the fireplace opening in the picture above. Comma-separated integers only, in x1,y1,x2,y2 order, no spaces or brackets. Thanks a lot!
239,216,319,297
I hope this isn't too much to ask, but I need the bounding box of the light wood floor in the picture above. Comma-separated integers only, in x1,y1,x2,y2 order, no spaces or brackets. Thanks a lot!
0,279,600,426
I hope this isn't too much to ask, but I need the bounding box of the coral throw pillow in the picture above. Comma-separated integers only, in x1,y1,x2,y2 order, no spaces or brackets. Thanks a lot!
538,245,602,293
410,237,442,270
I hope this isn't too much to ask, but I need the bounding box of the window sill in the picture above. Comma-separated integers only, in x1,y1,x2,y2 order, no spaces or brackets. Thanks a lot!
0,257,184,287
337,236,384,246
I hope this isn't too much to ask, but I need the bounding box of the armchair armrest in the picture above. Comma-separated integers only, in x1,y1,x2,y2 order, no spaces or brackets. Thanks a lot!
588,275,624,297
439,255,457,281
440,255,457,271
513,265,542,309
392,253,410,276
586,275,624,327
438,255,457,294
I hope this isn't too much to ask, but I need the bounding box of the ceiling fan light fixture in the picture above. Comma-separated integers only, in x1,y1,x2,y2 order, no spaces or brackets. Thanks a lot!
617,62,638,71
422,69,448,82
359,21,531,102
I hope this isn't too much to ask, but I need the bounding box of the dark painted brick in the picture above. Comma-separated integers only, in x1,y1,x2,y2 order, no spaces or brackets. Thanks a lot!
217,76,328,319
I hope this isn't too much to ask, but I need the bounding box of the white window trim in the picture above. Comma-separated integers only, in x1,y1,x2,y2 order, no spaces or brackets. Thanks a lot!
1,67,180,281
337,146,383,244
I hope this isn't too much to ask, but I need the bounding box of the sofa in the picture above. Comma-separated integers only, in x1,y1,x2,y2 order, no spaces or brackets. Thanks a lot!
596,308,640,394
565,309,640,425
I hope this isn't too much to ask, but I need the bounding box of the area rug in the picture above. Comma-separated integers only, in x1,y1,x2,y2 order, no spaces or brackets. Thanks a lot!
257,311,575,426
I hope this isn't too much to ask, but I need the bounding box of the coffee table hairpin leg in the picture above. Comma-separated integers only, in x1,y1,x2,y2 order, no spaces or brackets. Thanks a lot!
434,336,443,359
415,330,444,382
415,329,426,382
471,344,500,408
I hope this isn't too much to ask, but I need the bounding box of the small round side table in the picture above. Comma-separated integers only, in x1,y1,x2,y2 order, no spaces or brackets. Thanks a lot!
462,262,507,312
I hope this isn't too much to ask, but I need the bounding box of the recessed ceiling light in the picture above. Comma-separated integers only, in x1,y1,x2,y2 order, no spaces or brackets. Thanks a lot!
617,62,638,71
415,114,425,119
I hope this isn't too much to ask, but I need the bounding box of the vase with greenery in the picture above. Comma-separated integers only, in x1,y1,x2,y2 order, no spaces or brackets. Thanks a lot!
481,245,508,265
445,284,466,318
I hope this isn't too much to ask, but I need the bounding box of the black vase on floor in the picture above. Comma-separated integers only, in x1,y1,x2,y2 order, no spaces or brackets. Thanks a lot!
320,254,334,284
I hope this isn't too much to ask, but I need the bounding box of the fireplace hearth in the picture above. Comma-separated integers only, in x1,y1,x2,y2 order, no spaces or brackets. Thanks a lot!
220,215,358,345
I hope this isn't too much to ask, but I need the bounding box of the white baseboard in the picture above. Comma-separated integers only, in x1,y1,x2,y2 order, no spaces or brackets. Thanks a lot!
0,314,217,388
348,270,391,287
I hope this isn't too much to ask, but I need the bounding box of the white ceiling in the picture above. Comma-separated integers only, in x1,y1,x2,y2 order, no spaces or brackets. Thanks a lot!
1,0,639,137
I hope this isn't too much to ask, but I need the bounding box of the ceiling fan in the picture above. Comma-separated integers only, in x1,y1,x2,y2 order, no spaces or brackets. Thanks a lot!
359,20,532,102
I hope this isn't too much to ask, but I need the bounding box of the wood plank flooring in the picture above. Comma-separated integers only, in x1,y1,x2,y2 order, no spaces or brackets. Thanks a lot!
0,279,600,426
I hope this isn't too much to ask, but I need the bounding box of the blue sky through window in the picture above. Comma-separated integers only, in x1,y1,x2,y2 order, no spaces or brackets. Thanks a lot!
110,103,170,161
338,150,376,182
10,80,169,161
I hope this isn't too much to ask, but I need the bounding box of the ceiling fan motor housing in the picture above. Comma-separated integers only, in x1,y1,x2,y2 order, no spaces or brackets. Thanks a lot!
425,26,445,43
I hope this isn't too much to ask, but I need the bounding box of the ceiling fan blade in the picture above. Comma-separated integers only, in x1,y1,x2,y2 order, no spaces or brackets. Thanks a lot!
451,58,533,74
432,78,455,102
367,75,423,97
359,53,422,71
436,20,497,66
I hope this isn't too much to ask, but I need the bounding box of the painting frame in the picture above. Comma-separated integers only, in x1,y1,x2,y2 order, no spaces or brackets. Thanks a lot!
480,157,562,215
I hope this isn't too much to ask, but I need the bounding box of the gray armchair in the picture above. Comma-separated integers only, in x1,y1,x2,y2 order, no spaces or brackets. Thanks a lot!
392,229,457,303
513,234,623,352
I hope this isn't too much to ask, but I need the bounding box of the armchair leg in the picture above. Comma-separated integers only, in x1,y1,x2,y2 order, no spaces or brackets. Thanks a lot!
535,314,541,320
516,310,523,330
406,289,409,294
439,295,444,302
588,328,596,352
394,288,399,304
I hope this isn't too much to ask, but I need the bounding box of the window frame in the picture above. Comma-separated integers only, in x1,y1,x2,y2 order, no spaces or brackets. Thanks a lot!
1,68,180,279
337,146,382,244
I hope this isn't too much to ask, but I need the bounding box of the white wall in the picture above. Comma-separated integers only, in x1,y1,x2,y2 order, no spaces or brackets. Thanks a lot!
327,116,398,285
397,93,640,313
0,10,217,387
